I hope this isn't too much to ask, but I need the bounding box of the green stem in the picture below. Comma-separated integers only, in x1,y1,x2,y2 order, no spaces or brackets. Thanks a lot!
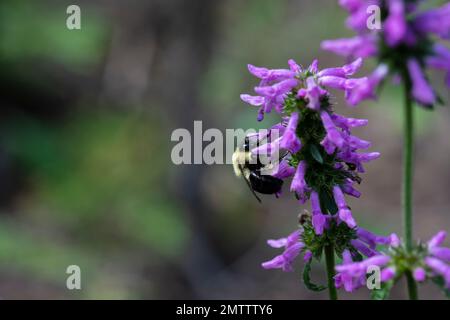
405,270,418,300
402,78,418,300
324,244,338,300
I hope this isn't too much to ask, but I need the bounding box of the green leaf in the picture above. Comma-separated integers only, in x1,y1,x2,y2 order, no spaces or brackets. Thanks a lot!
370,280,394,300
302,260,327,292
309,144,323,164
431,276,450,299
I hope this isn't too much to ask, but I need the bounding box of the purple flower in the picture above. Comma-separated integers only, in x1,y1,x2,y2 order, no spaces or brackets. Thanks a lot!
272,160,296,179
320,111,345,152
333,186,357,228
414,3,450,40
407,58,435,107
413,267,426,282
321,34,378,58
335,253,391,292
345,64,389,106
384,0,407,46
280,112,302,153
262,230,306,272
425,257,450,288
242,58,376,120
427,44,450,87
310,191,329,235
291,161,308,203
322,0,450,107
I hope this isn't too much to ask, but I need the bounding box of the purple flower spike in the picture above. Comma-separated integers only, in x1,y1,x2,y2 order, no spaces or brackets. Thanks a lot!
333,185,356,228
413,267,426,282
280,112,302,153
384,0,407,46
407,59,435,107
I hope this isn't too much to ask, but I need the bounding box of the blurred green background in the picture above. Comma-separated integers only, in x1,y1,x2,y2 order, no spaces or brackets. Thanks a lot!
0,0,448,299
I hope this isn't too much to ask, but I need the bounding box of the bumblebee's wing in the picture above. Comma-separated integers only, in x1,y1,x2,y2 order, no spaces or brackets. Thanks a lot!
239,165,261,203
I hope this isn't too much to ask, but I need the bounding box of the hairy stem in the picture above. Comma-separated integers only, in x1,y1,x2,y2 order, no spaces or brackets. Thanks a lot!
324,244,338,300
402,79,418,300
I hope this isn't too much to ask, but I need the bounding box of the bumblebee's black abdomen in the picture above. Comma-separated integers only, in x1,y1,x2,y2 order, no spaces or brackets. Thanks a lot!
249,172,283,194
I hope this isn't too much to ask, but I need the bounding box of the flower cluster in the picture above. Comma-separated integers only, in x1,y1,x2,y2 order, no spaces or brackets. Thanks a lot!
322,0,450,108
241,59,380,235
335,230,450,292
262,220,398,275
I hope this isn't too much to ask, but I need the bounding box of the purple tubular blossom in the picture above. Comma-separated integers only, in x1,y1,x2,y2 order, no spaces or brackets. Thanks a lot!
427,44,450,87
341,179,361,198
339,0,380,32
251,137,281,158
428,231,447,249
425,257,450,288
356,227,396,249
335,252,392,292
318,58,363,77
309,59,319,74
384,0,407,46
334,249,365,292
430,247,450,263
321,111,345,151
381,267,396,282
336,254,390,276
345,64,389,106
333,185,356,228
240,94,264,106
280,112,302,153
290,161,308,203
262,242,303,272
267,230,301,249
332,114,368,131
310,191,328,235
414,3,450,40
288,59,302,74
407,58,436,106
263,230,307,272
247,64,296,85
413,267,426,282
303,250,313,262
321,34,378,58
351,239,379,257
302,77,327,110
272,160,295,179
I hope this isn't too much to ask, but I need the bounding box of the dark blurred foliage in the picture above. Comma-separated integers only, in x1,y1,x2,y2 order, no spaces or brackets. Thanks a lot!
0,0,448,299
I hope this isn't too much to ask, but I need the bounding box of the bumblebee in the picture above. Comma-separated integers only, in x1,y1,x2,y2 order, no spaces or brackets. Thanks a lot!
232,136,283,202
